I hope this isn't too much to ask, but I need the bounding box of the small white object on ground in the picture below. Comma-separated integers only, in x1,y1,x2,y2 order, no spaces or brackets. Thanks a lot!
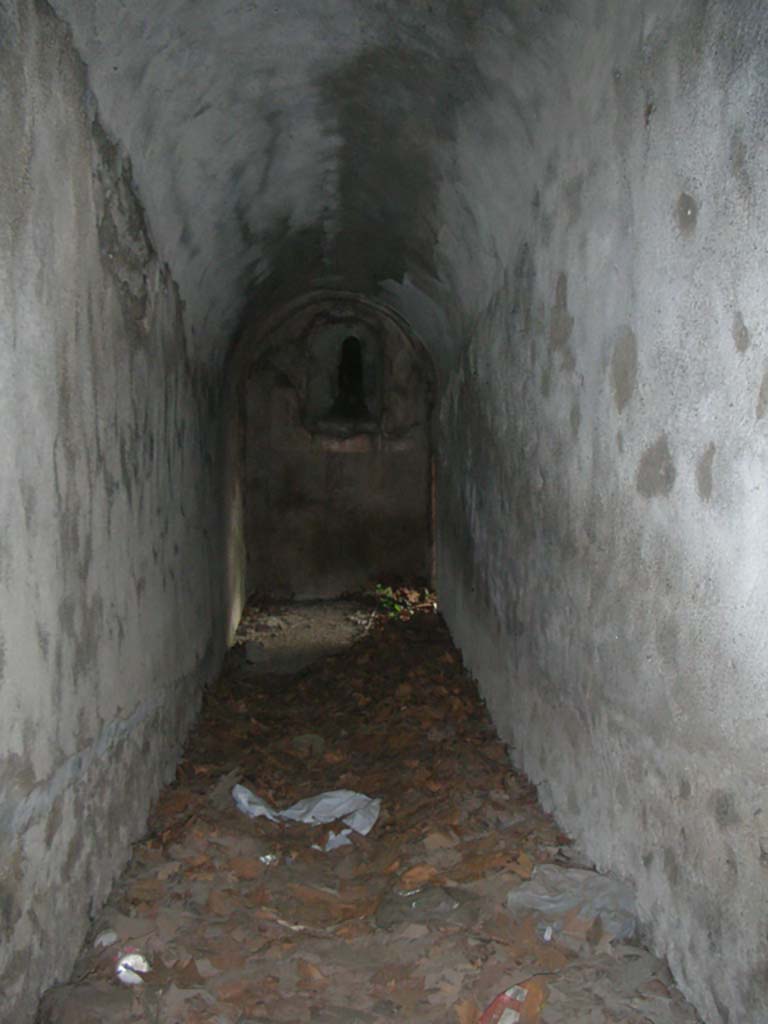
232,785,381,851
116,951,151,985
94,929,118,949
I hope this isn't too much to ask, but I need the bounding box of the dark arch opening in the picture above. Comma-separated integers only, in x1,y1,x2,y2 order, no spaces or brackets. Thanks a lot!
227,294,436,600
329,336,370,421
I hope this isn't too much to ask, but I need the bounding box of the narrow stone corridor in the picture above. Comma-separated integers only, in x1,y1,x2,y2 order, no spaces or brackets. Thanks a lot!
5,2,768,1021
40,598,700,1024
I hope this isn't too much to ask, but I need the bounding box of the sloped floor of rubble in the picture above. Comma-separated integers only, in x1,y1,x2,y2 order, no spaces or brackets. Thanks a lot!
39,595,702,1024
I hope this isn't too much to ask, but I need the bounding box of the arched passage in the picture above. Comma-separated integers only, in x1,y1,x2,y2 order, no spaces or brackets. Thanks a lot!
233,293,435,599
3,2,768,1021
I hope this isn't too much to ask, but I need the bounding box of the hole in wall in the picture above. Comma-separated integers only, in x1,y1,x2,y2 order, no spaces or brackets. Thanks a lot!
328,336,370,421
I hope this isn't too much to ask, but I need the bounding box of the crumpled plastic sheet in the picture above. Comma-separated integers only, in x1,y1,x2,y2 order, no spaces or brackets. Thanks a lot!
232,785,381,851
505,863,637,939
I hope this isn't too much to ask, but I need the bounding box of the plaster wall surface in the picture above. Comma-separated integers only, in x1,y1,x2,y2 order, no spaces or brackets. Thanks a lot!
48,0,488,364
436,4,768,1021
0,4,230,1019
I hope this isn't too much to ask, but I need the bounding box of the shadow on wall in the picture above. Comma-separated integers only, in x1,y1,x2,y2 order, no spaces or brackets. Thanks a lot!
237,295,435,599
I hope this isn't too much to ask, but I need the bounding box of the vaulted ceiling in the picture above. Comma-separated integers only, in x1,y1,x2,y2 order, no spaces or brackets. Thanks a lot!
53,0,563,365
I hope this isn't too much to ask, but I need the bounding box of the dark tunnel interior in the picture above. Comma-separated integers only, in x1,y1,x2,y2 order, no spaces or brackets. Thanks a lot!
2,2,768,1021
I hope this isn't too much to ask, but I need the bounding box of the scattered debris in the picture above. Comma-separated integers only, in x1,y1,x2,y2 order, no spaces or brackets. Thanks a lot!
346,609,376,631
373,582,436,620
40,597,702,1024
505,864,637,942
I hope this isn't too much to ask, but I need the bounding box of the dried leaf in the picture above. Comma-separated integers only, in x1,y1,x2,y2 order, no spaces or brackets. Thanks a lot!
194,958,221,979
519,977,548,1023
156,789,196,817
287,883,376,926
515,851,535,878
228,855,265,880
296,958,328,989
160,983,203,1018
400,863,440,887
450,851,511,882
207,889,239,917
393,978,426,1012
128,878,165,903
455,997,480,1024
424,830,456,851
210,949,247,972
214,977,251,1002
172,957,205,988
149,861,178,882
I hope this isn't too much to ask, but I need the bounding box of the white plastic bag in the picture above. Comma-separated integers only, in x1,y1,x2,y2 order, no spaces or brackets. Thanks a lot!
232,785,381,851
505,864,636,939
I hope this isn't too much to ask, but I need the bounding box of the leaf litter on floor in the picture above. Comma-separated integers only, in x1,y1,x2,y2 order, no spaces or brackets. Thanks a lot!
39,597,703,1024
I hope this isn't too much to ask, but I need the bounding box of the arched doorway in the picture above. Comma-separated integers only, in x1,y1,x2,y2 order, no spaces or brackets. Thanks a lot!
242,296,435,599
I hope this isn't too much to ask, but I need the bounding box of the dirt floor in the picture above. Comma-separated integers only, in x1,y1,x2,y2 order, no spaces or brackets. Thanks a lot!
234,599,377,676
39,592,702,1024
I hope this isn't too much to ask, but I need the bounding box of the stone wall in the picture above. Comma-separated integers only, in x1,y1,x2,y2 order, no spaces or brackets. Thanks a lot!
436,4,768,1021
0,4,230,1019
